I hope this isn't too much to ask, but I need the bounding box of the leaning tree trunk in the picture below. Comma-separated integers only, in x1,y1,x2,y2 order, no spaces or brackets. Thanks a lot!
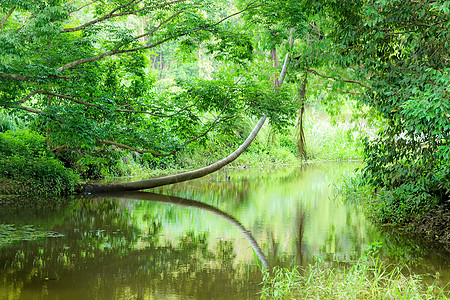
89,191,269,268
80,114,266,194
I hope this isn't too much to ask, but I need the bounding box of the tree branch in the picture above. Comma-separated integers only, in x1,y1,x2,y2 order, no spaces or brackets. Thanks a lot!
98,139,169,156
0,73,32,81
18,106,42,114
131,9,185,41
57,2,262,72
82,114,267,193
37,90,97,107
98,111,232,157
61,0,187,33
206,2,263,28
37,90,198,117
61,0,140,33
306,68,369,88
0,7,15,30
69,0,100,14
18,91,39,104
0,72,70,82
278,53,290,86
57,32,187,72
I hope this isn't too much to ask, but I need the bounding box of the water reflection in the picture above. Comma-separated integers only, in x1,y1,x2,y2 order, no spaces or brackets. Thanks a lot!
1,162,450,299
0,196,263,300
96,191,269,269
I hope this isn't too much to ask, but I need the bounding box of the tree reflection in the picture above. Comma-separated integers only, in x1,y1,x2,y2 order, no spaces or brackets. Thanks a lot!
98,191,269,269
0,192,267,300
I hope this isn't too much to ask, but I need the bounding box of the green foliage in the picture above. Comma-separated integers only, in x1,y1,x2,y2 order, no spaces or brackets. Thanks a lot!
0,0,276,179
0,129,50,158
260,256,447,300
317,0,450,224
0,130,79,195
0,109,25,132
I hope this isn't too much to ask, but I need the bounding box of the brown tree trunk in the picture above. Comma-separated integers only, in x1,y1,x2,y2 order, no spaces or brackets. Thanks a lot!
296,72,308,159
80,114,266,194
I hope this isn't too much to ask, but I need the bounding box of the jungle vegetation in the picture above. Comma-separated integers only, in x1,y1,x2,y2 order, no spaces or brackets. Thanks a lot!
0,0,449,242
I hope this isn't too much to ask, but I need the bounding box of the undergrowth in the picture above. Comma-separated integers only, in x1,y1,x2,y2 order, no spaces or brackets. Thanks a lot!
0,130,79,196
260,256,448,300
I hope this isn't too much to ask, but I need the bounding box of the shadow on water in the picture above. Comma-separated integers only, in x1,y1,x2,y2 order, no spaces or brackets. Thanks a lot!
1,162,450,299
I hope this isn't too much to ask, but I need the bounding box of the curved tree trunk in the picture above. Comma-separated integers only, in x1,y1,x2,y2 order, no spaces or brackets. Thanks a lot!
81,114,266,194
89,191,269,268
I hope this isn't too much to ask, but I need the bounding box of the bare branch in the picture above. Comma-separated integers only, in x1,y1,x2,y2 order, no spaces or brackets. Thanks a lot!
278,53,290,86
18,106,42,114
0,73,32,81
18,91,39,104
0,7,15,30
306,68,369,88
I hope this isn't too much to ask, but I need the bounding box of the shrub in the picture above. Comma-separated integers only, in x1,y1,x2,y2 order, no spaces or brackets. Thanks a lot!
0,130,79,195
0,129,50,158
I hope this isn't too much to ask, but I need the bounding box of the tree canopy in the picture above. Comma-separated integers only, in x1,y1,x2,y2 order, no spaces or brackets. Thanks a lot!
0,0,295,171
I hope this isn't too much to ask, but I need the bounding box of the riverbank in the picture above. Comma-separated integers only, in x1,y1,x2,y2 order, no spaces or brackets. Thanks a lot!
407,205,450,250
260,256,448,299
339,176,450,253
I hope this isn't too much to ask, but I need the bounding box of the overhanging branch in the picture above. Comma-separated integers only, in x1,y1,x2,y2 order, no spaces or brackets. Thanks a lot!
37,90,197,117
57,2,262,72
61,0,187,33
0,7,15,30
82,114,267,193
306,68,369,88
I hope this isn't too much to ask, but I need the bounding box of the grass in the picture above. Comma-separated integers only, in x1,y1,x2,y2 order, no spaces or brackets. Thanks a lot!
260,257,448,299
0,109,25,132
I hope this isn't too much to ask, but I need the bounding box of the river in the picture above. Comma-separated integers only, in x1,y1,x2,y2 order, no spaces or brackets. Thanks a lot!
1,162,449,299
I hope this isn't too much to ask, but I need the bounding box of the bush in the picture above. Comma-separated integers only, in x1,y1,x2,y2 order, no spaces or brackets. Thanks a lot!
0,129,50,159
0,130,79,196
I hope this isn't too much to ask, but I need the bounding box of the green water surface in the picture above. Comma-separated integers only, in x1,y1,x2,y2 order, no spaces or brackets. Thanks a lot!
0,162,449,299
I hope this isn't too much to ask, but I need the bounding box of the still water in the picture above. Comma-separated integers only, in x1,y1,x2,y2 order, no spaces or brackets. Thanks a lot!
1,162,449,299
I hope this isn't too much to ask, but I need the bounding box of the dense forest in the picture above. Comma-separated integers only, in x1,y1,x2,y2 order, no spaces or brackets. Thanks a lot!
0,0,449,269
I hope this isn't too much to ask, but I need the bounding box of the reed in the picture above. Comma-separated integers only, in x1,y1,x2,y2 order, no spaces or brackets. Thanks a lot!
260,257,448,299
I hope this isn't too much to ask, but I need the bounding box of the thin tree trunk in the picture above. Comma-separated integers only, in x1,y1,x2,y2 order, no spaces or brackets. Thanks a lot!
296,72,308,159
80,114,266,194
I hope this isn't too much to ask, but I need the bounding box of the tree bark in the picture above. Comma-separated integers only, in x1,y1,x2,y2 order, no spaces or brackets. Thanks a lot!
80,114,266,194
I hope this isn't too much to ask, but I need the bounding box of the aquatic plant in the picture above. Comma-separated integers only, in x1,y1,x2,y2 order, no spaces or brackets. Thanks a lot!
0,224,63,246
